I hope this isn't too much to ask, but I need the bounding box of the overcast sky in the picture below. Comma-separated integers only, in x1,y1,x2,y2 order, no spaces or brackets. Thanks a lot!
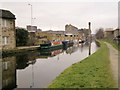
0,1,118,33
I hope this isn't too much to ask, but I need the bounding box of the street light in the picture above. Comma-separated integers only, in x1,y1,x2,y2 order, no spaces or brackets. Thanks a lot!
28,3,33,32
28,4,32,25
28,4,34,88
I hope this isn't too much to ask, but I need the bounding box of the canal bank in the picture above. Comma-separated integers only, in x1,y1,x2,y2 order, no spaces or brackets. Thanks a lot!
48,41,116,88
2,46,39,56
2,40,73,56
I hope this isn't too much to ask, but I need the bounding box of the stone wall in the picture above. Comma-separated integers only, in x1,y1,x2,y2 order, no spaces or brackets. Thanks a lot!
1,18,16,51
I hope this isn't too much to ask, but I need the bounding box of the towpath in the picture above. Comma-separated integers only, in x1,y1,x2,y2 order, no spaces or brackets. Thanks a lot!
105,42,118,87
17,45,39,50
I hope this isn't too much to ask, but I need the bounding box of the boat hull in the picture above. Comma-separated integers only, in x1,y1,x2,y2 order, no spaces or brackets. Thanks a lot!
40,44,63,51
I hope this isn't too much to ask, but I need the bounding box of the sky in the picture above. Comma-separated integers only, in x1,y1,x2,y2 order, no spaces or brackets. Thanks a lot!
0,0,119,34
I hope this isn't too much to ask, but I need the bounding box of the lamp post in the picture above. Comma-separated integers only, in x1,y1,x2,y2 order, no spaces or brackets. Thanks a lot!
28,4,34,88
88,22,91,55
28,4,33,32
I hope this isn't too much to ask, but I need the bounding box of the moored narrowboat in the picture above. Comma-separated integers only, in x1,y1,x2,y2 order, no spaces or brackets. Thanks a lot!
62,40,74,50
40,41,63,51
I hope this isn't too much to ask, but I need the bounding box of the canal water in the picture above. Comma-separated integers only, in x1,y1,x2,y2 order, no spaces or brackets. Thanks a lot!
1,42,98,89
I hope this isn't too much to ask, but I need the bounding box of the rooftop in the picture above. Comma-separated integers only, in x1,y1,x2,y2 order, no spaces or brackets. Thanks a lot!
105,28,119,32
0,9,16,19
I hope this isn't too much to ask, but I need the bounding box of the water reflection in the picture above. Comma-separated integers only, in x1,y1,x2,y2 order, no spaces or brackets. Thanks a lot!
1,42,98,89
40,49,63,57
66,45,78,54
1,56,16,90
16,53,37,70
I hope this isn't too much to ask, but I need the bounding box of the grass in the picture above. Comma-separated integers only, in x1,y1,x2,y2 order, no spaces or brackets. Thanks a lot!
104,38,120,51
48,41,116,88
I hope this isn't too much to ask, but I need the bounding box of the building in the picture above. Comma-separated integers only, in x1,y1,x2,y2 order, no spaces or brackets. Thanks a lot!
35,31,50,45
27,24,85,45
46,30,65,41
104,28,120,38
27,32,36,46
0,58,2,90
65,24,80,41
0,9,16,51
65,24,78,34
27,25,37,32
78,29,85,41
37,29,42,32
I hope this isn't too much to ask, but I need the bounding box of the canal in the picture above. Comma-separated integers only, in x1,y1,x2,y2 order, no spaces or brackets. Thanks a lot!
1,41,98,89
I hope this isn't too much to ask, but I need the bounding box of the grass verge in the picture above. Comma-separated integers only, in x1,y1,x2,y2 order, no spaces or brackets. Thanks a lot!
48,41,116,88
104,38,120,51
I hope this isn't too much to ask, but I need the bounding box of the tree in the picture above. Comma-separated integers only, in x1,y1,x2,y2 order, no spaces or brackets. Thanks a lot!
16,27,29,46
95,28,104,39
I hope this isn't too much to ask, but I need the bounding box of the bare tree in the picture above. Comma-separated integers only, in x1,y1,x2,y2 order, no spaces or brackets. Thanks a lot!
95,28,104,39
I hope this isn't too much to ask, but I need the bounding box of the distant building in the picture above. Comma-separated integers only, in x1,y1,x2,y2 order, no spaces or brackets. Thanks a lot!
79,28,90,41
37,29,42,32
65,24,81,41
26,25,37,32
46,30,65,41
104,28,119,38
27,32,36,46
78,29,85,40
65,24,79,34
27,24,86,45
0,9,16,50
35,31,49,44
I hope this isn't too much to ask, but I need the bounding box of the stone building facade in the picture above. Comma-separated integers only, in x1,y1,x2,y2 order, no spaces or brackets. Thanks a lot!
27,24,86,45
104,28,120,39
65,24,78,34
35,31,50,45
0,9,16,50
65,24,86,41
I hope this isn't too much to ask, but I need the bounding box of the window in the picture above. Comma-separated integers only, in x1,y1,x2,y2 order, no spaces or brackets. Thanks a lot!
2,36,8,45
4,62,8,70
3,61,9,70
0,35,1,45
2,19,7,27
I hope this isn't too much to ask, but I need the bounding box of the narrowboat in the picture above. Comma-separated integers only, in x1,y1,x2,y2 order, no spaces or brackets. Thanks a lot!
40,41,63,51
62,40,74,50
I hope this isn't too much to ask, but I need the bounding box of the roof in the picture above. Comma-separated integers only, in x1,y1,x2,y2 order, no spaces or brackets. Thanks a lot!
105,28,115,32
0,9,16,19
105,29,118,32
45,30,65,34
